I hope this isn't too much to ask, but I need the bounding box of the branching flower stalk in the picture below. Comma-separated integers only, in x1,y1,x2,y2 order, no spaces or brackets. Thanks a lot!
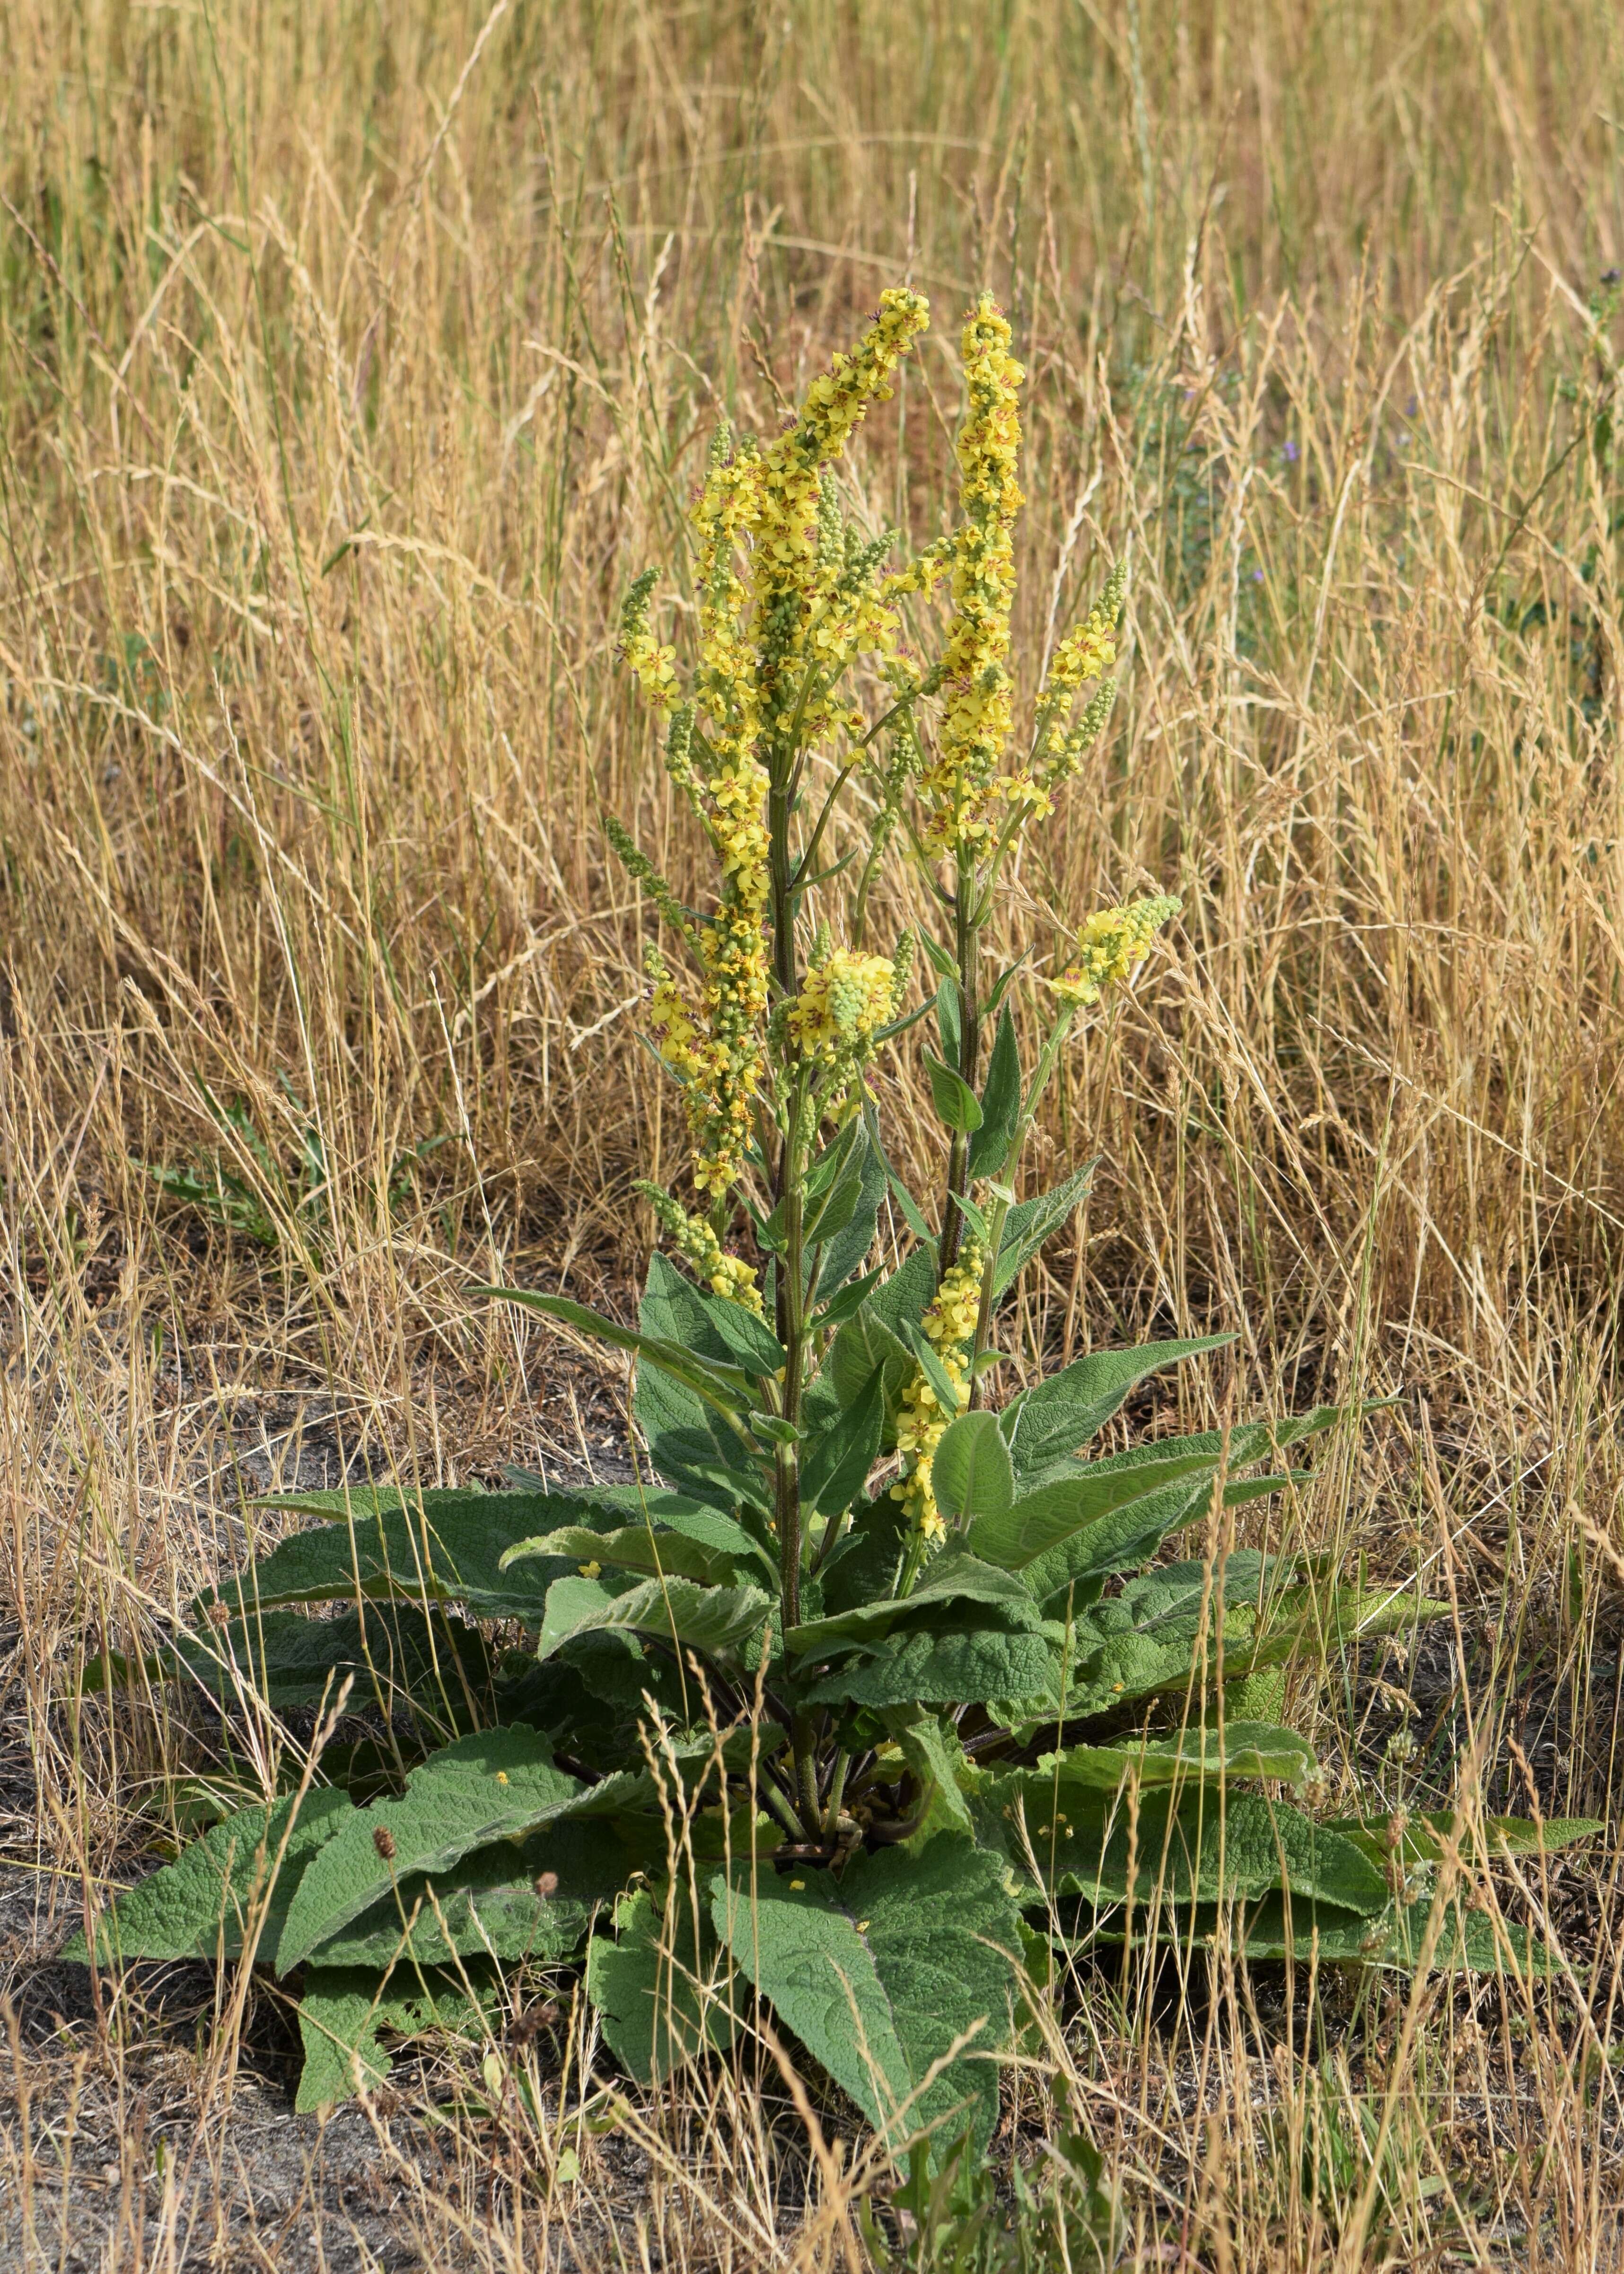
611,290,1172,1837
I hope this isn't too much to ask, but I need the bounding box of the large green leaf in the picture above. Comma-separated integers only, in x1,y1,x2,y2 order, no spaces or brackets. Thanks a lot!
115,1605,493,1720
587,1882,742,2087
888,1716,974,1840
828,1241,944,1434
1056,1894,1389,1966
587,1490,777,1579
205,1487,606,1623
1376,1892,1573,1977
798,1620,1060,1710
492,1629,693,1764
307,1814,655,1969
800,1368,885,1517
1064,1889,1571,1976
711,1836,1022,2155
499,1522,749,1588
634,1258,773,1506
1016,1406,1344,1501
1021,1474,1294,1614
817,1492,909,1616
932,1412,1015,1528
829,1307,914,1416
276,1725,586,1970
1323,1811,1600,1870
975,1781,1389,1915
533,1574,772,1667
1011,1722,1317,1804
801,1122,870,1254
814,1122,889,1299
966,1447,1232,1572
786,1546,1037,1659
1055,1554,1454,1723
1057,1551,1300,1717
477,1285,759,1409
296,1966,494,2115
924,1053,983,1133
68,1790,353,1965
998,1336,1233,1481
865,1245,941,1337
966,1009,1022,1180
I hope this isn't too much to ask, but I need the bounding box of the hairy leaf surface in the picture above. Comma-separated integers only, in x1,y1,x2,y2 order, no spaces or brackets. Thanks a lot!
712,1836,1022,2153
307,1815,653,1968
297,1966,493,2114
277,1726,585,1970
70,1790,352,1965
975,1781,1388,1914
499,1522,748,1587
207,1488,607,1623
786,1545,1036,1658
932,1411,1014,1528
998,1337,1233,1479
798,1622,1059,1710
533,1574,772,1666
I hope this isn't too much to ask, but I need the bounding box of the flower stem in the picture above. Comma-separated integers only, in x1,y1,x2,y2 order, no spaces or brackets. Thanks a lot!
938,845,982,1279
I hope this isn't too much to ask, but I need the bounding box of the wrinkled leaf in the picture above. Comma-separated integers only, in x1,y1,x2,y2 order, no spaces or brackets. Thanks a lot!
205,1488,607,1624
500,1523,747,1588
533,1574,772,1668
787,1546,1037,1658
308,1814,654,1969
999,1336,1233,1480
800,1369,885,1517
297,1966,494,2114
966,1447,1233,1572
966,1010,1022,1181
992,1160,1097,1297
798,1621,1059,1710
277,1725,586,1970
712,1836,1021,2155
68,1790,352,1966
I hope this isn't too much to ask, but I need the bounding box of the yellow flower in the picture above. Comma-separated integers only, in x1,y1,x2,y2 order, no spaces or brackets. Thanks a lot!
1050,894,1181,1008
788,948,900,1062
619,296,933,1198
619,568,679,716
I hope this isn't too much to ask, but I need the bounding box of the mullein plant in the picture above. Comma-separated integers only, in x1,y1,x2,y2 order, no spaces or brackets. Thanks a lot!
77,295,1593,2147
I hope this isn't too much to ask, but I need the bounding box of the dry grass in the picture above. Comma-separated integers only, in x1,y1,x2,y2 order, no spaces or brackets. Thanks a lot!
3,0,1624,2263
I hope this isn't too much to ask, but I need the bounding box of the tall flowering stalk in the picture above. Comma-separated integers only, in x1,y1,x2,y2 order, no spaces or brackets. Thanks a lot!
610,288,1176,1829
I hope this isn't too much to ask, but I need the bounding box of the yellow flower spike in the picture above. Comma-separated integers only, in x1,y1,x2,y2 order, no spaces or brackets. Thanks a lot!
893,1245,983,1545
620,295,931,1201
635,1179,764,1317
1036,558,1128,787
919,298,1025,852
1050,894,1182,1009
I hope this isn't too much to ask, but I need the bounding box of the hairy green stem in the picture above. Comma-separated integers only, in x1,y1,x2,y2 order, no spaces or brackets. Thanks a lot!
824,1747,852,1832
767,734,825,1836
937,846,983,1279
966,1004,1076,1407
